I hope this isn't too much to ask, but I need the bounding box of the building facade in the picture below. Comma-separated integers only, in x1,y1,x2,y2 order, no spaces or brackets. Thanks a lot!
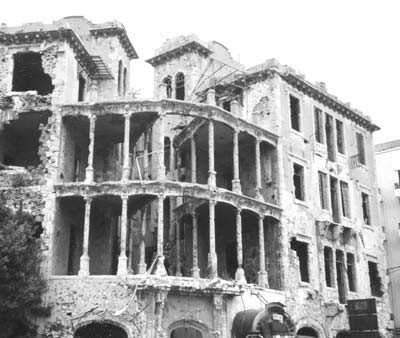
376,140,400,338
0,17,392,338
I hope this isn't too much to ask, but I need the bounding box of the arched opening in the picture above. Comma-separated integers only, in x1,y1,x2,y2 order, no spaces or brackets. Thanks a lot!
175,73,185,100
164,137,171,172
74,322,127,338
117,60,123,96
78,74,86,102
171,327,202,338
123,67,128,97
163,76,172,98
335,331,351,338
297,327,318,338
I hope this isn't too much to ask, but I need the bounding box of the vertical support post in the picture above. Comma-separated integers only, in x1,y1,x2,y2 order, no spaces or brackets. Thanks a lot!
143,129,149,180
154,194,167,276
122,111,131,181
176,215,182,276
208,200,217,278
117,195,129,275
255,137,264,200
191,210,200,278
79,197,92,276
138,206,147,274
191,136,197,183
85,115,96,183
158,114,165,181
232,129,241,194
208,120,216,187
258,215,269,287
207,89,216,105
235,208,246,282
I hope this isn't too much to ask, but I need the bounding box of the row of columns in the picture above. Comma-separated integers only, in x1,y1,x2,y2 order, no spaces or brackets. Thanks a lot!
190,118,264,200
175,202,268,286
77,194,268,286
83,111,165,184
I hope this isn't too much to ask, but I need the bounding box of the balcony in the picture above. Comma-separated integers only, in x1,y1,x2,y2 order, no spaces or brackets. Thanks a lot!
394,182,400,197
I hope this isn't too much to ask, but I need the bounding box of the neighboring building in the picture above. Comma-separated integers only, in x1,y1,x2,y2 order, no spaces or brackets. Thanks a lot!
376,140,400,338
0,17,392,338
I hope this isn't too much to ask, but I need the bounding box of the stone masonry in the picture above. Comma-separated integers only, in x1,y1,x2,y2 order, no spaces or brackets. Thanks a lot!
0,16,393,338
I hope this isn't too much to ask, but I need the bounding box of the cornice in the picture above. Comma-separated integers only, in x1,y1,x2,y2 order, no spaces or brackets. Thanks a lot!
90,27,138,59
146,41,213,66
0,29,113,80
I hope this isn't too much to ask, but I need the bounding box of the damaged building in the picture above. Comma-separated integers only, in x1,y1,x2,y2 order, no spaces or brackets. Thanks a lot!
0,16,393,338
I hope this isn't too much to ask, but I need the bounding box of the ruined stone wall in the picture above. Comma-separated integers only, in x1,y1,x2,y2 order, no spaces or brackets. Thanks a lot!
262,75,393,337
86,36,131,100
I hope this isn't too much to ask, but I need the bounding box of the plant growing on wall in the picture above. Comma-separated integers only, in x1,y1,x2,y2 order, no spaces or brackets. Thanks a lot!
0,204,48,337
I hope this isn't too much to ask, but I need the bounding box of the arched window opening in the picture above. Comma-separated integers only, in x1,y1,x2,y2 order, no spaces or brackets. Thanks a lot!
117,60,123,96
222,101,231,112
164,137,171,172
171,327,202,338
78,74,86,102
175,72,185,100
123,67,128,97
297,327,319,338
75,322,128,338
163,76,172,98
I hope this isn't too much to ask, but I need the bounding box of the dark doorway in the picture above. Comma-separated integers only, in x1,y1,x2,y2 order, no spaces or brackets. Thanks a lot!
297,327,318,338
74,323,127,338
171,327,202,338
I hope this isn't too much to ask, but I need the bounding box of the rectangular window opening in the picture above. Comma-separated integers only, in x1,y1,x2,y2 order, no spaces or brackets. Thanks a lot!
336,250,347,304
336,120,345,154
325,114,336,162
356,132,366,165
318,171,328,209
330,176,340,223
368,261,383,297
361,192,371,225
290,238,309,282
293,163,305,201
347,252,356,292
314,107,324,144
340,181,350,218
290,95,301,132
324,247,333,287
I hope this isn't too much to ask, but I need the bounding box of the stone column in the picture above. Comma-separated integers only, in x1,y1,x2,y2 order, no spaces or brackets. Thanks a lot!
79,197,92,276
85,115,96,183
208,200,218,278
235,208,246,282
154,194,167,276
230,100,240,116
332,248,337,288
122,112,131,181
258,215,269,287
138,206,147,274
343,251,350,298
191,136,197,183
158,114,165,180
232,129,241,194
175,215,182,277
191,210,200,278
207,89,216,105
208,120,216,187
143,130,149,180
117,195,129,275
255,138,264,200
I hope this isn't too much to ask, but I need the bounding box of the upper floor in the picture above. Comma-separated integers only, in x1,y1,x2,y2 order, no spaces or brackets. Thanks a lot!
0,16,137,105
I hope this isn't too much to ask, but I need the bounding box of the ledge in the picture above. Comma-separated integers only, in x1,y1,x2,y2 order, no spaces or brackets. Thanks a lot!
60,99,279,147
54,180,282,219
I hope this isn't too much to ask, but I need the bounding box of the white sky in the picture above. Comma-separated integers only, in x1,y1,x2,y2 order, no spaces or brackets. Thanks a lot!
3,0,400,144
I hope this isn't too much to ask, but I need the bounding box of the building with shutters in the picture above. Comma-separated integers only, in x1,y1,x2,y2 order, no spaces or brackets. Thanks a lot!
376,139,400,338
0,17,392,338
